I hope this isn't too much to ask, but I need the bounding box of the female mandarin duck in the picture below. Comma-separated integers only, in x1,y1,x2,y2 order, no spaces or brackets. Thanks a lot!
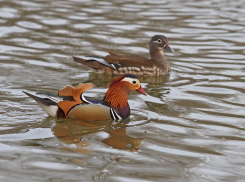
73,35,174,76
23,74,146,121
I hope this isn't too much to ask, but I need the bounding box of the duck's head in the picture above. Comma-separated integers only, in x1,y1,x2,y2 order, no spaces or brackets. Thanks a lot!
109,74,147,96
149,35,174,53
105,74,146,109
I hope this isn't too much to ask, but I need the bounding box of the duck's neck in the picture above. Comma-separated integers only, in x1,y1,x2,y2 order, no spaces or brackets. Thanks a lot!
150,48,170,70
104,82,130,118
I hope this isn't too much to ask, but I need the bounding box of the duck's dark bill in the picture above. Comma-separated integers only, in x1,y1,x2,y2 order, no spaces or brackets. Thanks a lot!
164,45,174,52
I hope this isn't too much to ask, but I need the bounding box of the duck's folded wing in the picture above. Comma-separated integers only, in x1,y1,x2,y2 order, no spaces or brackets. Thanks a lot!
58,85,74,96
57,83,95,117
58,83,94,99
73,56,116,70
105,52,155,68
73,52,155,72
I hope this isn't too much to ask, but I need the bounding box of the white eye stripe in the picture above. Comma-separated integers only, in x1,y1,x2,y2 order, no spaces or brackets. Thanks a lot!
121,77,138,84
154,39,162,43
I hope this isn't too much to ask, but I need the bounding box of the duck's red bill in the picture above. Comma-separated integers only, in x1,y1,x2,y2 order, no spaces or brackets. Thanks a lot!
136,86,147,96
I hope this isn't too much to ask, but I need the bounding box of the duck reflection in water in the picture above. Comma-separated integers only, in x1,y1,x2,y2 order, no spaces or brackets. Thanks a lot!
52,119,142,154
103,126,142,152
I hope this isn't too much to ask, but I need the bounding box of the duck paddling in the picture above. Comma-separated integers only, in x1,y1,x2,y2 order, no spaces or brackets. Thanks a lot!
23,74,146,121
73,35,174,76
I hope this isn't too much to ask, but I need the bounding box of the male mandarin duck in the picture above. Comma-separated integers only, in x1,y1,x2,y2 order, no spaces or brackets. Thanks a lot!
23,74,146,121
73,35,174,76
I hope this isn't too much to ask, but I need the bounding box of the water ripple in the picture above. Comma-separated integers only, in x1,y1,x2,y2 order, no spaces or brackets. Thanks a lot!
0,0,245,181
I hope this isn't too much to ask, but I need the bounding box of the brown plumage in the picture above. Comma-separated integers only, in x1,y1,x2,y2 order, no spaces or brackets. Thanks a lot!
73,35,174,76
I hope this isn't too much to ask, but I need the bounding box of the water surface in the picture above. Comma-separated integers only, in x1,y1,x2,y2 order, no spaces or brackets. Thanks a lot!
0,0,245,181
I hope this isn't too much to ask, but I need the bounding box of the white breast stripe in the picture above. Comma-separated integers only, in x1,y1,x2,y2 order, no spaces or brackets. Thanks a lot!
110,108,116,120
110,108,122,120
112,109,122,120
81,93,93,104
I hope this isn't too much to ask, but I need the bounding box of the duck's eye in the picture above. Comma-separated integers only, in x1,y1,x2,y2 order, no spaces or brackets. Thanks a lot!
132,80,137,84
157,39,162,43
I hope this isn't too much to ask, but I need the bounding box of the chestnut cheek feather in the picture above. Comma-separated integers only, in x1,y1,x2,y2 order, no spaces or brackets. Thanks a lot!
136,86,147,96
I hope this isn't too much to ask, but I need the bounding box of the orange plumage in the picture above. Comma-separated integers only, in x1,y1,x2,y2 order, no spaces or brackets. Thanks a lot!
58,83,95,118
105,81,130,109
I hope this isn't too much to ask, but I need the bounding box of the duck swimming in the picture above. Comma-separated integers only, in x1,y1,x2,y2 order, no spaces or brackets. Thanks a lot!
23,74,146,121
